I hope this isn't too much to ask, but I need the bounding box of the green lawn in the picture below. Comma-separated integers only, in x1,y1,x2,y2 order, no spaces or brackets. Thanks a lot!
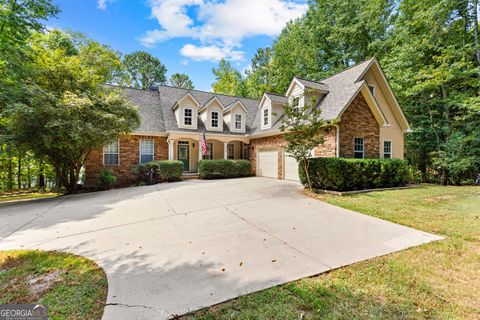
0,250,107,320
185,185,480,320
0,191,61,202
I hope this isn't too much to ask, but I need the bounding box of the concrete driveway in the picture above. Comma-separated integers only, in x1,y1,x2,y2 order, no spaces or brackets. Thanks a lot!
0,177,442,319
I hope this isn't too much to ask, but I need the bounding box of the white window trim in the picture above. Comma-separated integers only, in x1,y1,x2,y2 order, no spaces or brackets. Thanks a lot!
354,137,365,159
184,108,193,126
261,107,271,129
234,113,242,130
103,139,120,165
383,139,393,159
211,111,219,128
292,96,301,113
139,139,155,164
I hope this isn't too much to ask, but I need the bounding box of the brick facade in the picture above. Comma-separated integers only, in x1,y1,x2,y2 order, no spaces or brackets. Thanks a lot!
85,135,168,188
339,93,380,158
314,125,337,157
248,135,286,179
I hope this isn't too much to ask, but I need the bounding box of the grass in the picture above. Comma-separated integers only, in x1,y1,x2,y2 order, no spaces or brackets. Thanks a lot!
0,250,108,320
185,185,480,320
0,191,61,202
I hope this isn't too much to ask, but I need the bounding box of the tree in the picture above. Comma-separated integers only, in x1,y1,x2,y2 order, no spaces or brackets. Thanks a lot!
7,31,140,193
211,59,246,96
279,93,328,189
0,0,58,191
169,73,194,89
244,47,274,99
123,51,167,89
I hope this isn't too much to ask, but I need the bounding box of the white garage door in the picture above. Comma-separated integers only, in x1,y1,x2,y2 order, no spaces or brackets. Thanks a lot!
284,154,300,181
257,149,278,179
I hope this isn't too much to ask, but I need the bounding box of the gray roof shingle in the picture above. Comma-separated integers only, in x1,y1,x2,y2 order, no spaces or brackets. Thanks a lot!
108,58,375,136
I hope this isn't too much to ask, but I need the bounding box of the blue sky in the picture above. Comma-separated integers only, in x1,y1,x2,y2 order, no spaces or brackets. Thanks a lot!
48,0,308,91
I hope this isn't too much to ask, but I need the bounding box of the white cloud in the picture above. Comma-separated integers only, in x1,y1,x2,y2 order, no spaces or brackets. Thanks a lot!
180,44,244,61
140,0,308,60
97,0,114,10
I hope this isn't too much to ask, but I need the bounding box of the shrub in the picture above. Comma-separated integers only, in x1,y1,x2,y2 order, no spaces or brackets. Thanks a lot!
98,169,117,190
199,160,252,179
299,158,411,191
158,161,183,182
136,160,183,184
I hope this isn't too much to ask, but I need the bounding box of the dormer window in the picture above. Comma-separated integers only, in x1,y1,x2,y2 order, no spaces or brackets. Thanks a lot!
234,114,242,129
292,97,300,113
184,108,192,126
211,111,219,128
263,108,269,126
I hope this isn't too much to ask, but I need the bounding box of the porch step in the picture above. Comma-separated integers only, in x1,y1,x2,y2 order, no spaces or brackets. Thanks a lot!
181,173,200,179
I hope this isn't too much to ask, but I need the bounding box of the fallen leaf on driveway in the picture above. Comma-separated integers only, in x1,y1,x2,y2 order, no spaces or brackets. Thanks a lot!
272,259,277,263
221,268,225,272
239,262,243,267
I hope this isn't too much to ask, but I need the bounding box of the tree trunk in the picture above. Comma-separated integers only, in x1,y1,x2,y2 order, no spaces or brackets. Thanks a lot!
38,159,45,190
27,164,31,189
17,152,22,189
7,144,13,191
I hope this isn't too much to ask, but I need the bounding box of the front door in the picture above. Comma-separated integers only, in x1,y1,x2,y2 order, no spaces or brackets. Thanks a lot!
178,143,189,172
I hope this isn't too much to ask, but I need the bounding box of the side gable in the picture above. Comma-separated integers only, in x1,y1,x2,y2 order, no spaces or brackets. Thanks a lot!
357,59,411,132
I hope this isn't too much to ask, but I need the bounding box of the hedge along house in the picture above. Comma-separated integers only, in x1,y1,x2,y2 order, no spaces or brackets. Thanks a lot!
85,58,411,187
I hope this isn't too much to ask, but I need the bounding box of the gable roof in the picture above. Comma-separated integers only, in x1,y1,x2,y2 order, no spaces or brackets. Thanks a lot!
158,85,259,135
224,99,248,113
198,96,225,112
265,92,289,104
171,91,200,110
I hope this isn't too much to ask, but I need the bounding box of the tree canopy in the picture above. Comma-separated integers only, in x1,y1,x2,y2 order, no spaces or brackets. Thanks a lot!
122,51,167,89
169,72,194,89
6,30,140,193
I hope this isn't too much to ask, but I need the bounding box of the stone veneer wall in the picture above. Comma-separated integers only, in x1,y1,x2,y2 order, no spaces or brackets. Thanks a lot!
85,135,168,188
339,93,380,158
314,126,337,157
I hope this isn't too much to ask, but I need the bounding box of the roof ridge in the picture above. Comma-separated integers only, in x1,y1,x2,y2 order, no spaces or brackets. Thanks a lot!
294,76,325,84
265,92,287,97
104,84,159,93
157,84,260,102
320,57,376,82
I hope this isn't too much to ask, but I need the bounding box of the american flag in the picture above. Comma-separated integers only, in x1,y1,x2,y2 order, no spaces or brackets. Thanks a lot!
201,131,207,156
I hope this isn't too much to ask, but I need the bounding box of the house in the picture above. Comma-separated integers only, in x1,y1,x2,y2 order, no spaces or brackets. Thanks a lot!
85,58,411,187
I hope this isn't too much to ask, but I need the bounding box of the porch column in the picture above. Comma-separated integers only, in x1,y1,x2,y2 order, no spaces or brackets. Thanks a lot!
198,138,203,161
168,139,175,160
224,142,228,159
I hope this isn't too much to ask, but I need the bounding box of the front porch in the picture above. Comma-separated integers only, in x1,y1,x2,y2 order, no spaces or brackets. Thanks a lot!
167,133,250,173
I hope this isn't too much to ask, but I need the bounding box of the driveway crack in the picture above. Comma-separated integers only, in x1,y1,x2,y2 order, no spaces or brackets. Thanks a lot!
105,302,171,317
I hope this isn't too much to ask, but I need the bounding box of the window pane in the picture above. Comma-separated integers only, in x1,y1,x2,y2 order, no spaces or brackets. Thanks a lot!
184,108,192,125
263,108,269,125
104,140,119,154
141,140,154,154
211,111,218,127
104,154,119,165
384,141,392,158
140,140,154,164
354,137,364,158
141,154,154,164
235,114,242,129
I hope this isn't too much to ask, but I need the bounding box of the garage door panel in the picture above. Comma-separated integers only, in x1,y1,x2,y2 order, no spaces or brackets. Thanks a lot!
284,154,300,181
258,149,278,179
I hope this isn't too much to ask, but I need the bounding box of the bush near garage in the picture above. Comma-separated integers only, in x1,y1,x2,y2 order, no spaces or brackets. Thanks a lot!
199,160,252,179
299,157,411,191
136,160,184,184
